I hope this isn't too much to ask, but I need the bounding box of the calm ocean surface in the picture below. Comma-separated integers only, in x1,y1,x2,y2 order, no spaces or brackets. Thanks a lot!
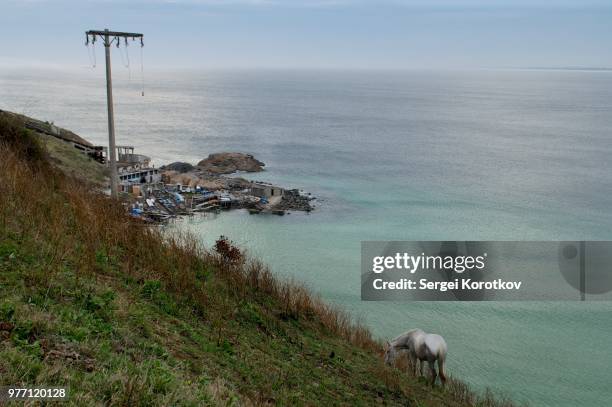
2,67,612,406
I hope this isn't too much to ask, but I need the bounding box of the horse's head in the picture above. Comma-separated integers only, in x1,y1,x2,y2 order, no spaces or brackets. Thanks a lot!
383,341,396,366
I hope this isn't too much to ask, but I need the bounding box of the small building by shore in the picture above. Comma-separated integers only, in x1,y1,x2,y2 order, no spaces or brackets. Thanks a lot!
117,146,160,193
251,183,283,199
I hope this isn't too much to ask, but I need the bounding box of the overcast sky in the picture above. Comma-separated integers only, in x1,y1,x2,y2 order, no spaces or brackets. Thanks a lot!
1,0,611,70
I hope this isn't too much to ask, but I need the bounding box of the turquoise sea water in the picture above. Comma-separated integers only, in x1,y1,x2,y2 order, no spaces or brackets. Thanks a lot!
2,68,612,405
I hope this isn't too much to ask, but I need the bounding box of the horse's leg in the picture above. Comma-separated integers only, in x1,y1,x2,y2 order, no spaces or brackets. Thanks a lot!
409,352,418,376
438,358,447,386
418,359,423,376
428,360,437,386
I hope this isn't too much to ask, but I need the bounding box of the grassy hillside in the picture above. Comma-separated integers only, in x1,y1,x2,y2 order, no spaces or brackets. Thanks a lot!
41,134,108,185
0,112,514,406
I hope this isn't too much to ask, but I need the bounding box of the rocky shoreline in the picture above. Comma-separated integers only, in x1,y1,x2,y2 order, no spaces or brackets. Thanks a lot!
275,189,314,212
157,152,315,215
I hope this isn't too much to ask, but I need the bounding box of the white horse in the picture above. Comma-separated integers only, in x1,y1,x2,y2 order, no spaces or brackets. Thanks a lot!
384,329,448,386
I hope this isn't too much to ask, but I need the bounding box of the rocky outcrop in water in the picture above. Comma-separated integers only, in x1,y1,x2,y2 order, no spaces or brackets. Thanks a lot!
276,189,315,212
197,152,265,174
162,162,194,173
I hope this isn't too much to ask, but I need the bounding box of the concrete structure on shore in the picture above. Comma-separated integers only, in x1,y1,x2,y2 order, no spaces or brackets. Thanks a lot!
251,183,283,199
117,146,160,193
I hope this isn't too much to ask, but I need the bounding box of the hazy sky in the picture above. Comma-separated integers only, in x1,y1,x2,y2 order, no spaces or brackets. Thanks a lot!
1,0,611,70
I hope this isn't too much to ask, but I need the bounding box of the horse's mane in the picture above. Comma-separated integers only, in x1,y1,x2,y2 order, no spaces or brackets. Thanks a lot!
391,328,423,344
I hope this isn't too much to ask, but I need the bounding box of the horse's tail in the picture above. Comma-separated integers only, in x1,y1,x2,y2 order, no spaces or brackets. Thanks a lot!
437,349,447,385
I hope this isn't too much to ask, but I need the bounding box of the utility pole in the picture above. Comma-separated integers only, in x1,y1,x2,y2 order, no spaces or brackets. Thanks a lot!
85,29,144,198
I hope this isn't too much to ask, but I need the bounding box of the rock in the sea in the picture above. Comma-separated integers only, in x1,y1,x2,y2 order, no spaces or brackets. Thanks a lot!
162,162,194,173
197,152,265,174
276,189,314,212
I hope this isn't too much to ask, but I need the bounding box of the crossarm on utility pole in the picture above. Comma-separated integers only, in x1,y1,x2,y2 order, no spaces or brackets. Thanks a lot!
86,30,143,38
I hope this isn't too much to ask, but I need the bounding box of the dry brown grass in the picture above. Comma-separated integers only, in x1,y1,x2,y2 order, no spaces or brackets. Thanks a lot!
210,243,380,351
0,114,379,355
